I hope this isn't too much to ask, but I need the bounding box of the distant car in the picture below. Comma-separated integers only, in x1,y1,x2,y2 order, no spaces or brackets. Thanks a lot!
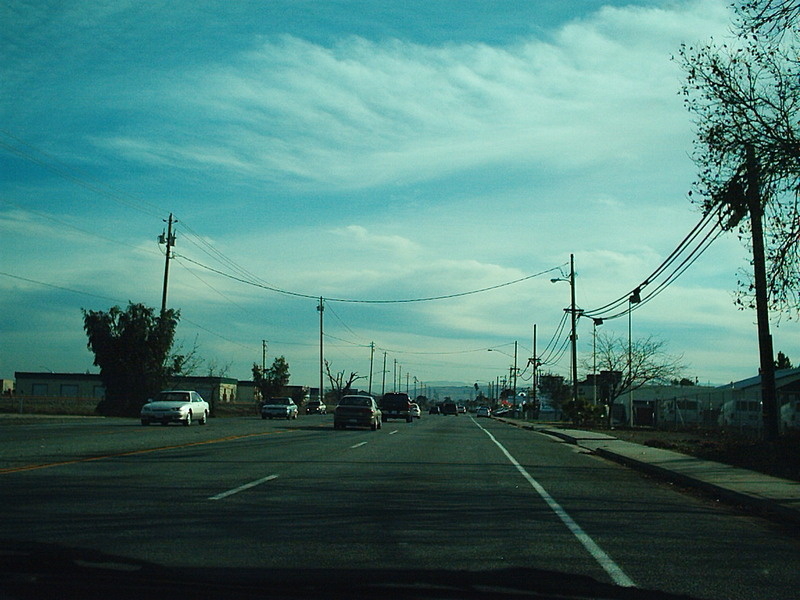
334,395,382,430
441,402,458,415
429,405,441,415
261,397,299,420
410,403,421,418
380,392,413,423
457,405,466,414
476,406,491,418
305,400,327,415
140,390,209,426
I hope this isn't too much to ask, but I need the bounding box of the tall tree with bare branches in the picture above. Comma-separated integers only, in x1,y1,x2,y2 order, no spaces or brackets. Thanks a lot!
588,333,685,427
324,360,365,403
678,0,800,439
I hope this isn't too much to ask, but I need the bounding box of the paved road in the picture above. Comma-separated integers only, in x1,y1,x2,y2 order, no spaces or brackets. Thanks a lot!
0,414,799,599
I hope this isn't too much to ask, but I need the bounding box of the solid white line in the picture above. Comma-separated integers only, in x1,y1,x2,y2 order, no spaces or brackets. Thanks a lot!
473,419,636,588
350,441,368,448
208,474,278,500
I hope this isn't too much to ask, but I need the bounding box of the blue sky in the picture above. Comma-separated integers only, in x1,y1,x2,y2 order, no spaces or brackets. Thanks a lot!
2,0,796,392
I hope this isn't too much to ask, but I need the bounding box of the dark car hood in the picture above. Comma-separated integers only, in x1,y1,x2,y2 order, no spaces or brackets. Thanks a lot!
0,541,699,600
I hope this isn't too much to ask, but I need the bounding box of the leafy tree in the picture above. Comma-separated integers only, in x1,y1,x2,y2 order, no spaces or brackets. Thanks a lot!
562,397,605,426
588,332,685,427
252,356,290,402
775,350,793,369
537,373,570,412
83,303,184,416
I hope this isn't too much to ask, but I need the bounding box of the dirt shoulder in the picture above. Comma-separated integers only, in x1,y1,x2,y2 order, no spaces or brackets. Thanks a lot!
597,427,800,482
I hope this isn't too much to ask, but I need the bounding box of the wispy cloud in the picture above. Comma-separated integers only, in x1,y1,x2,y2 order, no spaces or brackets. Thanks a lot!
3,0,792,386
93,1,730,192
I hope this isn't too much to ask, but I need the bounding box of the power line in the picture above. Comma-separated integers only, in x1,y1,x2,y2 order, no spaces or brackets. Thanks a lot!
582,206,726,321
537,311,569,365
598,224,726,321
175,253,564,304
0,130,163,219
0,270,254,352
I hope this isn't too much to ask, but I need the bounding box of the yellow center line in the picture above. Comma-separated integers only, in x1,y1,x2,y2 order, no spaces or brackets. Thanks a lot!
0,430,288,475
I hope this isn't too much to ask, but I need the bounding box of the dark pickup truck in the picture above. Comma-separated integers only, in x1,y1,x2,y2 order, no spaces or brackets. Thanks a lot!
380,392,413,423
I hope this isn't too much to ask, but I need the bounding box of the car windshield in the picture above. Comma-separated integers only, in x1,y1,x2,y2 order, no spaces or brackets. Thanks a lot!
340,397,370,407
5,2,800,599
157,393,190,402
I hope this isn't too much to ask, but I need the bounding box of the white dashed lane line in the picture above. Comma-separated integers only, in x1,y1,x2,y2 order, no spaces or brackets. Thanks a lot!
208,474,279,500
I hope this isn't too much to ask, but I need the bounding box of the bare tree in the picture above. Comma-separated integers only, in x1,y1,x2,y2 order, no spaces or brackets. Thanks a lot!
324,360,365,403
738,1,800,36
678,1,800,315
588,332,685,426
678,0,800,440
206,358,232,378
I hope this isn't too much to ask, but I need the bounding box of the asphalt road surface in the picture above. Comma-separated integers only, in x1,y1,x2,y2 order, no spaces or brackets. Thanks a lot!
0,413,798,599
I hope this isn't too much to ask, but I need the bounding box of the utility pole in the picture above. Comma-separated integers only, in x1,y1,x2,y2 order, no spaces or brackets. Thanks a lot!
159,213,176,315
569,253,578,404
512,340,518,397
745,146,779,441
368,342,375,395
628,288,641,426
531,324,538,408
317,298,324,406
381,352,387,396
262,340,268,372
592,318,603,405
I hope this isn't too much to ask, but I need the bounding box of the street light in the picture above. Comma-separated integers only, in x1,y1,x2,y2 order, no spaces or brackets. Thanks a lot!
589,317,603,405
488,344,519,407
628,288,641,426
551,253,579,403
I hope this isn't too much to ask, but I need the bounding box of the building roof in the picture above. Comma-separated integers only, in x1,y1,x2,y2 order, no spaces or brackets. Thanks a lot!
718,367,800,391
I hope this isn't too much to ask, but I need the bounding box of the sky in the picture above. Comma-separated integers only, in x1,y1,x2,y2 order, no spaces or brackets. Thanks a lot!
2,0,797,393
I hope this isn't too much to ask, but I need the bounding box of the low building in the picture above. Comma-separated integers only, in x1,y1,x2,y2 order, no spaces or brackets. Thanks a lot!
13,372,237,405
9,372,319,415
170,376,238,405
15,372,105,400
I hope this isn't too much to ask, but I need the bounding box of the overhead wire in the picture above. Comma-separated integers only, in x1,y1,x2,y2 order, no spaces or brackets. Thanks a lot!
537,310,569,365
0,130,164,219
174,252,564,304
0,269,255,352
3,128,731,383
596,222,726,321
582,205,726,321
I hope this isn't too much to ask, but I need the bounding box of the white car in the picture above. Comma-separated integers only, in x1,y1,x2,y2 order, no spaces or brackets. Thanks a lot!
261,397,299,420
410,403,421,418
140,390,209,426
476,406,491,418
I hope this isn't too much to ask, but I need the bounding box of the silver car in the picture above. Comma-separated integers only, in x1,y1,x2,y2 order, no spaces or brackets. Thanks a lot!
140,390,209,426
261,397,299,420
